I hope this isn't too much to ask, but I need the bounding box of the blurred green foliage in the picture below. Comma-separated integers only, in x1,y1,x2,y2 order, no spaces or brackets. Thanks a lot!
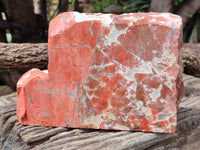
174,0,184,6
91,0,150,13
183,11,200,42
91,0,200,42
91,0,116,12
91,0,188,13
123,0,150,13
0,70,9,74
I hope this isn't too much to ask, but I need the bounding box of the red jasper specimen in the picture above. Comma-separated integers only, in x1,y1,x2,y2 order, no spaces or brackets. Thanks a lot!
17,12,183,133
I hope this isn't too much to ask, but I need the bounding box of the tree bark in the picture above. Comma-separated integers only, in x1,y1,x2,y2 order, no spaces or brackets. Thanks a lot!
0,43,200,78
1,0,48,43
150,0,174,12
58,0,69,14
1,75,200,150
0,26,7,43
176,0,200,27
0,43,48,70
181,43,200,77
33,0,48,42
2,0,37,42
0,12,7,42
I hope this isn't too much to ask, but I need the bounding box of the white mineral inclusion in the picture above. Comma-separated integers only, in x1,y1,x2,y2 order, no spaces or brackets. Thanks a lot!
42,70,48,74
121,15,144,22
74,12,113,25
104,24,128,46
152,13,182,28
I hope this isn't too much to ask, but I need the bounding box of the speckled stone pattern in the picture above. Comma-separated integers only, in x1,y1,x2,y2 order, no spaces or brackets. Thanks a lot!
17,12,184,133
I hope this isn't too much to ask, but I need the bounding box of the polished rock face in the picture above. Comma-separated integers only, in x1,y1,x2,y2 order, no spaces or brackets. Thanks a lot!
17,12,184,133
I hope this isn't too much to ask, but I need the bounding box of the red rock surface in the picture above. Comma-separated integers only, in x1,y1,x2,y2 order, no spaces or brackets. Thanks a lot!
17,12,184,133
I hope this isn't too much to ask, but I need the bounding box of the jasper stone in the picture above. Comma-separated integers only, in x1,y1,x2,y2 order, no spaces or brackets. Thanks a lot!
17,12,184,133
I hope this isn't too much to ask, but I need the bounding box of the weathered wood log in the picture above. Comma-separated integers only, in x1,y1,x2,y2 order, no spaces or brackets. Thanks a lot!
0,42,48,70
182,43,200,78
184,73,200,96
0,43,200,78
0,85,12,96
0,70,23,91
0,74,200,150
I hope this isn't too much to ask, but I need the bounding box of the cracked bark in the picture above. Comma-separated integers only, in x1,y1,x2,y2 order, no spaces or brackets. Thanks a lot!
0,43,199,78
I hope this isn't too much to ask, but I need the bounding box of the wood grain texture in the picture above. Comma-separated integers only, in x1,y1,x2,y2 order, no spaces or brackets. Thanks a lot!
0,74,200,149
0,43,200,78
182,43,200,78
0,43,48,70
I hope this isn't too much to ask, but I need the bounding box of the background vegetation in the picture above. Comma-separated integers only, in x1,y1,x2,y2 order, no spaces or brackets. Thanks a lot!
0,0,200,91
